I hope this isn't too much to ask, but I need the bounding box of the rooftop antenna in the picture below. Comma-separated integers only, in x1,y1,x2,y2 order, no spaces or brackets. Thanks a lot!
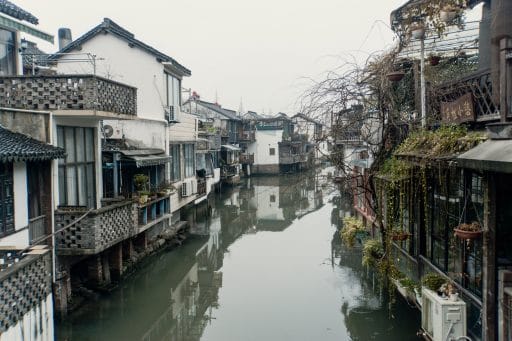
215,90,219,105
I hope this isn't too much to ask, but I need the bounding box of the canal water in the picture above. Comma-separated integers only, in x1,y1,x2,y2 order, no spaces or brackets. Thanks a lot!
57,171,421,341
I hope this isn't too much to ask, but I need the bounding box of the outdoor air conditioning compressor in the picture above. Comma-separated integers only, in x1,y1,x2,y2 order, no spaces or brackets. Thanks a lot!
421,288,467,341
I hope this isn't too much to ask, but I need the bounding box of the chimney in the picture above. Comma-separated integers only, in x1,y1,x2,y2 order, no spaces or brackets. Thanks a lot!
58,28,72,50
478,2,491,70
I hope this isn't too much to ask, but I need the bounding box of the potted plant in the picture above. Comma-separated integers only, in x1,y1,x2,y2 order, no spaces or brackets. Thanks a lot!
421,273,447,293
453,221,482,240
362,239,384,268
409,23,425,39
340,216,368,247
133,173,149,204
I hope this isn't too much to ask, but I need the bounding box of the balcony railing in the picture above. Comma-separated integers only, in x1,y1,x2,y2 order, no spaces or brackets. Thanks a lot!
239,153,254,164
0,247,52,333
435,69,499,122
239,130,255,141
137,195,170,231
0,75,137,116
279,153,308,164
28,215,45,245
197,179,207,196
55,200,137,255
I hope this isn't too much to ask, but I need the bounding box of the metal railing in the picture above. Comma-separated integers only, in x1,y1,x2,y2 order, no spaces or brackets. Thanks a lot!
28,215,45,245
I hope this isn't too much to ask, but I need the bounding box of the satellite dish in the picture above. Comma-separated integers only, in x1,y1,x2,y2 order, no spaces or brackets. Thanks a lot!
103,124,114,138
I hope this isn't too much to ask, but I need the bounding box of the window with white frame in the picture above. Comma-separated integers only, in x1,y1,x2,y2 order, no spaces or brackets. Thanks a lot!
184,144,195,178
57,126,96,208
170,144,181,182
166,73,181,110
0,29,16,76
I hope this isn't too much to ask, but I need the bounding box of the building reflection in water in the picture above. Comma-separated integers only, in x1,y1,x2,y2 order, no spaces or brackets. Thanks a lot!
330,194,421,341
58,171,326,341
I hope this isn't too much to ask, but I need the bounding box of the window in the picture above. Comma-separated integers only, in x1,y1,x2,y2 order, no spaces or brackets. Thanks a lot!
166,73,181,109
0,29,16,76
57,126,96,208
170,144,181,182
0,163,14,236
270,194,276,203
269,148,275,156
184,144,195,178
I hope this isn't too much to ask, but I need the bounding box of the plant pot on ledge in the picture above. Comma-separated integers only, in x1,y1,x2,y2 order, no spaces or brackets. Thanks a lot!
453,222,482,240
391,231,410,241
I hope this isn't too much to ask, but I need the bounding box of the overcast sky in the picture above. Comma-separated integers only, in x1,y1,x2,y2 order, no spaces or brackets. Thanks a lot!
18,0,407,115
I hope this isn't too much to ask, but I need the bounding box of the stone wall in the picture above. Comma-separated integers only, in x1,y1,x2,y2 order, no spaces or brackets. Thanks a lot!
0,248,52,332
55,201,137,255
0,75,137,116
252,164,280,174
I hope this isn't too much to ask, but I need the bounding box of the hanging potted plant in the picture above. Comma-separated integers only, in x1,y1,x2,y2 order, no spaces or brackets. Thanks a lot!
453,222,482,240
440,5,459,23
386,71,405,82
409,23,425,40
429,54,441,66
391,229,411,241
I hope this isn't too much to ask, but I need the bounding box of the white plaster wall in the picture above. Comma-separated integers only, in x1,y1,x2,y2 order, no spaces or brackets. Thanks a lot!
13,162,28,231
51,117,102,208
0,293,54,341
169,113,197,142
248,130,281,166
251,186,284,221
103,119,167,150
56,33,177,121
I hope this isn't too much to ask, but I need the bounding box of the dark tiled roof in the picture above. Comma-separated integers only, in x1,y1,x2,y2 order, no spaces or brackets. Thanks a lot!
49,18,190,77
194,100,241,121
292,113,323,126
21,40,49,69
0,0,38,25
0,126,65,162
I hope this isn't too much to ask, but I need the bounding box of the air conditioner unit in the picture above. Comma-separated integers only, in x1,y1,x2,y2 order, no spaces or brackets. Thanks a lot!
102,124,123,139
421,288,466,341
190,179,197,194
165,106,179,123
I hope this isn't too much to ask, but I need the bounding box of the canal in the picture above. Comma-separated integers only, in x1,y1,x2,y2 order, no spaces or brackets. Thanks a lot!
57,171,421,341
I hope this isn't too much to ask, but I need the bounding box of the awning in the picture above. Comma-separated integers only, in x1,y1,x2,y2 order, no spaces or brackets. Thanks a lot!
119,149,171,168
0,14,53,43
457,140,512,173
221,144,240,151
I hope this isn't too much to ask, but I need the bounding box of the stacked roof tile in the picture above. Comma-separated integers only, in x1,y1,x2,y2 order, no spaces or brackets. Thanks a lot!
0,126,65,162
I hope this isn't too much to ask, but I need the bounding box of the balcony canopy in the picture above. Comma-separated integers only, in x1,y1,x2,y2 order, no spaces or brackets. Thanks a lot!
119,149,171,168
457,140,512,173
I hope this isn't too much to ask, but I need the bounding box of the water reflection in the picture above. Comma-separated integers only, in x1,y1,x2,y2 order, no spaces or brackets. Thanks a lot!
57,171,420,341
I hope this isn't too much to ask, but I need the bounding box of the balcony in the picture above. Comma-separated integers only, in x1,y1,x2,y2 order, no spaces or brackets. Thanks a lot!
197,179,207,196
436,69,499,123
55,200,137,255
239,130,255,142
0,75,137,117
0,246,52,333
279,153,308,164
137,195,171,233
239,153,254,164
